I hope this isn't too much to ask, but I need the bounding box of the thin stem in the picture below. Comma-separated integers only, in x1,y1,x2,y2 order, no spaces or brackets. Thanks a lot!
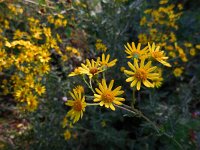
115,104,183,149
114,104,136,115
89,79,95,93
87,103,99,106
103,71,106,80
163,133,183,149
122,103,132,109
82,76,95,94
85,95,94,98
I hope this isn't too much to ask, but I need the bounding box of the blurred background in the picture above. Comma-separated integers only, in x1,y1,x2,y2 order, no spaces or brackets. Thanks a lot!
0,0,200,149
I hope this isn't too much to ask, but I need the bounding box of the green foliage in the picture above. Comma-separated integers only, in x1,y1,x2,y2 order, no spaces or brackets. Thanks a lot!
1,0,200,149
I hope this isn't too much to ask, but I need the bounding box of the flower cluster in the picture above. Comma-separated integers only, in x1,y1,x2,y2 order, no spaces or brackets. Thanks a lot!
65,48,125,124
124,42,169,90
138,0,200,77
0,2,80,111
65,40,171,124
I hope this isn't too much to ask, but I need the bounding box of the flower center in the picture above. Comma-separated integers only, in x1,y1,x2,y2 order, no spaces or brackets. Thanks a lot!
89,67,98,75
101,91,114,103
152,51,162,58
73,100,83,111
134,68,147,81
132,51,139,58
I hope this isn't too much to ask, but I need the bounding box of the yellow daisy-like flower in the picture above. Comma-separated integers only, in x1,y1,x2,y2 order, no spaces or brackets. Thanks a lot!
100,53,117,68
124,42,148,59
173,67,183,77
68,67,82,77
74,85,84,93
124,58,159,90
65,89,87,123
35,83,46,96
79,58,102,78
64,130,71,140
94,79,125,111
148,42,171,67
152,68,163,88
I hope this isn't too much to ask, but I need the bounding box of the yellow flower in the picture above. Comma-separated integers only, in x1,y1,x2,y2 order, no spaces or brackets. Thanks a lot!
195,44,200,49
140,16,147,26
79,58,102,78
37,64,50,74
124,42,148,59
100,53,117,68
94,79,125,111
95,40,107,52
26,94,38,111
38,51,51,63
15,88,28,100
74,85,84,93
65,89,87,123
148,42,171,67
190,48,196,56
68,67,82,77
64,130,71,140
120,67,125,72
35,84,46,96
138,34,148,44
173,67,183,77
184,42,192,47
124,58,159,90
159,0,168,5
152,68,163,88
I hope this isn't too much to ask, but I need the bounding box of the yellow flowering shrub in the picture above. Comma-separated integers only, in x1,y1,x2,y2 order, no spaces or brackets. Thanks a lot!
0,1,82,111
138,0,200,78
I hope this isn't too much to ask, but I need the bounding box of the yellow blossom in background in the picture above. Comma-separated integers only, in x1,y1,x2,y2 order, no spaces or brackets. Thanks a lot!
26,94,38,111
159,0,168,5
124,58,159,90
65,89,87,123
195,44,200,49
99,53,117,68
184,42,192,48
148,43,171,67
153,68,163,88
35,84,46,96
173,67,184,77
62,116,73,128
66,46,80,57
140,16,147,26
74,85,85,93
120,66,125,72
124,42,148,59
94,79,125,111
95,39,107,52
189,48,196,56
138,34,148,44
64,130,71,140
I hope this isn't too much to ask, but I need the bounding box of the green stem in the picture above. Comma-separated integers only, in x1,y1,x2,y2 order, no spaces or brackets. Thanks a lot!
85,95,94,98
87,103,99,106
102,68,106,80
82,76,95,94
89,79,95,93
114,104,136,115
115,104,183,149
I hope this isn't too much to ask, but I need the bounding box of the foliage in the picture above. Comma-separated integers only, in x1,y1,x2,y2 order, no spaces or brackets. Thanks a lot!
0,0,200,149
